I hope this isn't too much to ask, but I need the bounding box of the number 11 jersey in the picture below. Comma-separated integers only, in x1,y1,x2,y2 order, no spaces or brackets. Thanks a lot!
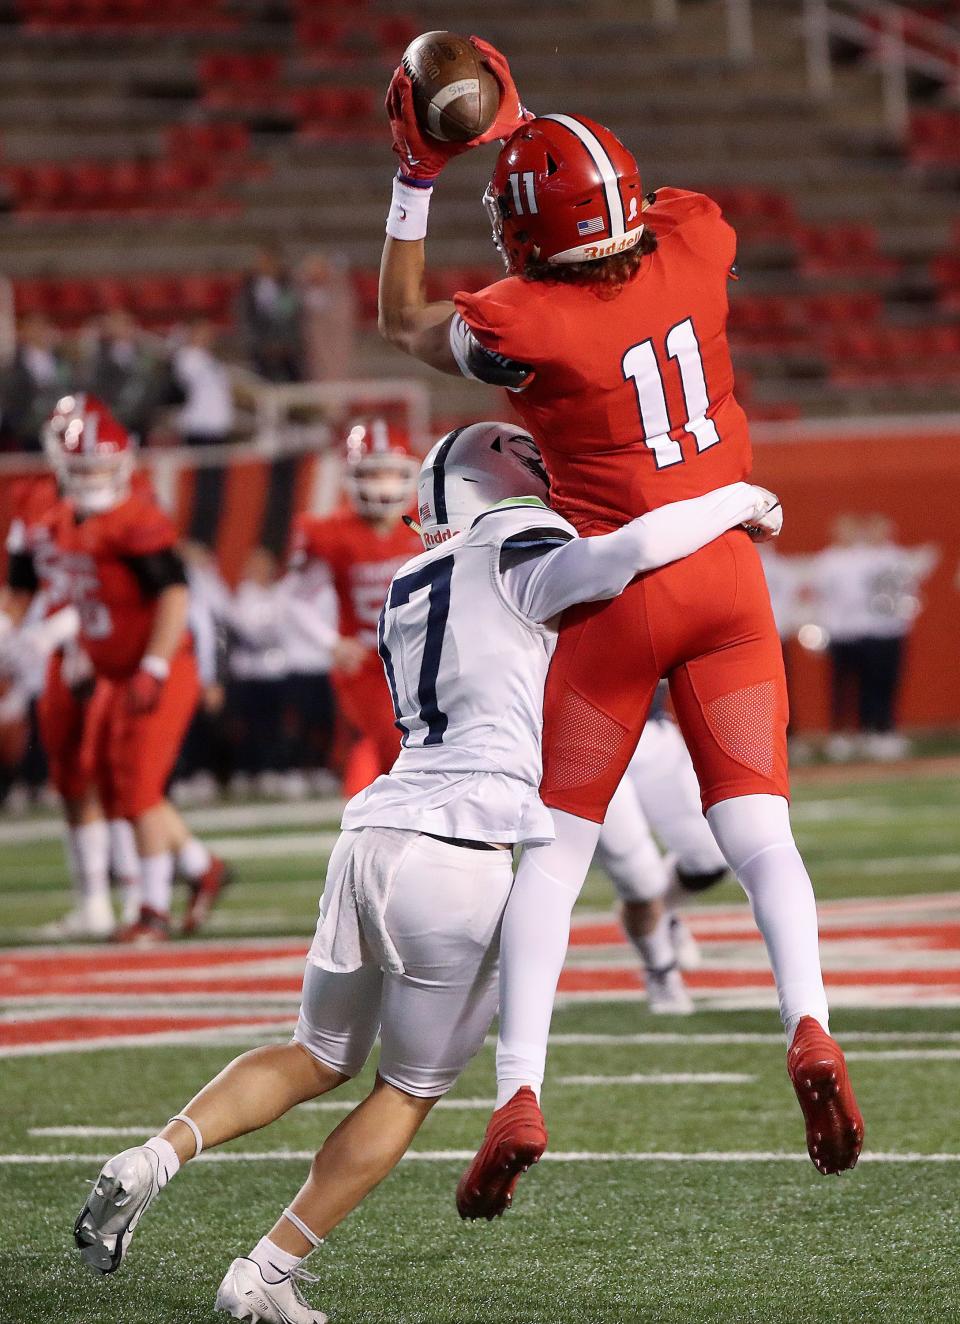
454,188,751,534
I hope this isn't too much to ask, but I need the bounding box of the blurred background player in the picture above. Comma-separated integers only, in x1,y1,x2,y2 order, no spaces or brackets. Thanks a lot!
1,468,119,937
288,419,420,795
7,394,229,941
813,513,938,762
596,683,731,1013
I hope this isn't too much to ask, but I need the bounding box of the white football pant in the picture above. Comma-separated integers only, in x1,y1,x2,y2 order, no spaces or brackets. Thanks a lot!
295,832,513,1097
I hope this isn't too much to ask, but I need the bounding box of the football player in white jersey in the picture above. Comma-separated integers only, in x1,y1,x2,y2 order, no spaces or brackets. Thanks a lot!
596,684,731,1013
72,422,779,1324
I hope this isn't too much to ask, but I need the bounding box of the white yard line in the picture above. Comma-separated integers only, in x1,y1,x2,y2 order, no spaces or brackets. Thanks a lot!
4,1149,960,1165
0,800,345,846
845,1048,960,1061
558,1072,754,1085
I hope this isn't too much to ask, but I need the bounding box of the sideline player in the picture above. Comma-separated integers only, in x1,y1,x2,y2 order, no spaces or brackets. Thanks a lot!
72,423,778,1322
8,395,228,940
289,419,420,796
377,56,863,1207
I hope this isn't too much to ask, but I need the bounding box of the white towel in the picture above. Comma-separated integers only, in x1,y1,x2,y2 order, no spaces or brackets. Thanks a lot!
307,827,417,976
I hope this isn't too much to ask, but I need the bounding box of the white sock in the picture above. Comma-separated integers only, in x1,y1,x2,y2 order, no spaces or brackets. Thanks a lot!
495,809,601,1108
109,818,140,879
707,794,829,1040
629,910,674,972
72,820,111,905
177,836,211,881
63,827,85,905
140,852,174,916
249,1236,304,1280
143,1136,180,1188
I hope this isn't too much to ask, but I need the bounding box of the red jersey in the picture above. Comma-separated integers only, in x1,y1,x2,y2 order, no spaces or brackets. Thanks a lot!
292,508,420,650
32,489,182,680
455,188,750,533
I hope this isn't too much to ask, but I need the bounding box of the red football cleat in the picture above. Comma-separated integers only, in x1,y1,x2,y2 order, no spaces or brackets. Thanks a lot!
181,856,232,935
112,906,170,945
456,1086,548,1220
787,1015,864,1175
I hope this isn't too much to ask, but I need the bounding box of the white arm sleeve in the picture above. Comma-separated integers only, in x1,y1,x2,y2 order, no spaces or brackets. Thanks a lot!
504,482,763,624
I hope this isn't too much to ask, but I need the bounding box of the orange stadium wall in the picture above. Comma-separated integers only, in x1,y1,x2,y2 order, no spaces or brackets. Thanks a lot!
750,424,960,732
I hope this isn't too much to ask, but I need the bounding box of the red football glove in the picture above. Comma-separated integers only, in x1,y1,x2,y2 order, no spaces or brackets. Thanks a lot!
386,39,532,183
468,37,534,144
386,68,466,183
126,668,164,715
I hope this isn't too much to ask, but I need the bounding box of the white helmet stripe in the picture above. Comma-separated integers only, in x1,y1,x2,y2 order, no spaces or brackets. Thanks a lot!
541,113,625,237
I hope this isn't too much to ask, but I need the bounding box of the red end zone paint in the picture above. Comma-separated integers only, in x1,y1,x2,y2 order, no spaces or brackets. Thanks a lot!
4,898,960,1050
0,1013,291,1048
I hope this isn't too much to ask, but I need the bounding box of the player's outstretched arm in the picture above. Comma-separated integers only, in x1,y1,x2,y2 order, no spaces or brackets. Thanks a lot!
378,234,459,373
378,45,528,373
506,483,779,624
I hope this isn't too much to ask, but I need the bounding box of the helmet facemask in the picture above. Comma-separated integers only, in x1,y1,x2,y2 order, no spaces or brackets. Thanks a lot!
60,453,134,515
43,399,134,516
345,453,418,523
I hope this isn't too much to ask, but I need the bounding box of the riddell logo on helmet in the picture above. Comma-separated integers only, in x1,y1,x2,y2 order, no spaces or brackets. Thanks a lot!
423,528,454,548
582,235,639,259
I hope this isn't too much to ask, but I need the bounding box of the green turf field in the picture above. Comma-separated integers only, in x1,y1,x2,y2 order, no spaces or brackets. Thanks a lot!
2,765,960,1323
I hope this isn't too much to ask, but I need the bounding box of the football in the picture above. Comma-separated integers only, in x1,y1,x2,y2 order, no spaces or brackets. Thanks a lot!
402,30,500,143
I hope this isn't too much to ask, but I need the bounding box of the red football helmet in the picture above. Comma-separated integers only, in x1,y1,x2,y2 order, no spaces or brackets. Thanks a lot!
484,114,644,273
43,394,135,516
343,418,418,522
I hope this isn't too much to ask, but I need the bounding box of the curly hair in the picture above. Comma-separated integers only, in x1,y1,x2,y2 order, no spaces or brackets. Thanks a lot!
522,229,658,298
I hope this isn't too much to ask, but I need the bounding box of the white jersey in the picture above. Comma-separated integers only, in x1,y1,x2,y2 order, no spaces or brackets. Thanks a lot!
342,498,572,844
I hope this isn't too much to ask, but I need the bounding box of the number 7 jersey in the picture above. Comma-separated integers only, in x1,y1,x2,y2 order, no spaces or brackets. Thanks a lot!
341,500,575,846
454,188,750,534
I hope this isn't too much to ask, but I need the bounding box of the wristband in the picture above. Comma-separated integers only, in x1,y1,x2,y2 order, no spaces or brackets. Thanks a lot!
386,173,434,241
141,654,170,682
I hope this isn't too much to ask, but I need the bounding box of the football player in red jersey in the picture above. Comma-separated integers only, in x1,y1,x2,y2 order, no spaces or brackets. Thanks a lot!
6,395,229,941
289,419,420,795
2,472,120,937
377,59,863,1205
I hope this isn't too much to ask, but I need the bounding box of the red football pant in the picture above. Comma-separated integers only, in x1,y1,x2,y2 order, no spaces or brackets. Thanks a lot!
334,656,402,794
104,651,201,820
541,530,789,822
36,653,114,806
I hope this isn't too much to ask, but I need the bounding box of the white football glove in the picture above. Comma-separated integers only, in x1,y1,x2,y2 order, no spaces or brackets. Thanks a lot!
742,486,783,542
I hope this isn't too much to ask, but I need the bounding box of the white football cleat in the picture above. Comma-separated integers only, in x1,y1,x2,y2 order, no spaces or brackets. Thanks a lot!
215,1257,328,1324
73,1145,161,1274
668,911,702,971
39,897,115,940
645,963,695,1015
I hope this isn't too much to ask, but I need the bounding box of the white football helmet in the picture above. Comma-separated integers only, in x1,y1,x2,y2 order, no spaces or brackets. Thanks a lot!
415,422,550,548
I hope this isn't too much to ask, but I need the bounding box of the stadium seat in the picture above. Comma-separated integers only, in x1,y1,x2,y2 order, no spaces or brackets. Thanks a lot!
796,224,900,278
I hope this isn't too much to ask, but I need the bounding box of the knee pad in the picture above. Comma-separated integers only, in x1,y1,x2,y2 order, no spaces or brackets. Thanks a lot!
675,864,729,895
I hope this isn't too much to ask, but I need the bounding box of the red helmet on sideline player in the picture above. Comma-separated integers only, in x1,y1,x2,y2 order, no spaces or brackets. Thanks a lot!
484,114,645,273
343,418,418,523
42,394,135,516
